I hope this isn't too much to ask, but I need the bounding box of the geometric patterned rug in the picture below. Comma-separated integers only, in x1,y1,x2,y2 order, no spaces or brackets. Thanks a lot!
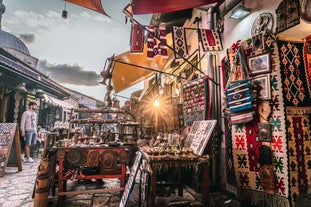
230,33,290,207
265,34,289,199
277,40,311,107
286,107,311,207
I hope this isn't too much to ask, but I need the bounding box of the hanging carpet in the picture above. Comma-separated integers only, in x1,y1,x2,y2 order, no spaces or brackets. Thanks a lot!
231,33,290,207
130,23,144,53
286,107,311,207
277,40,311,107
200,29,222,51
172,26,188,60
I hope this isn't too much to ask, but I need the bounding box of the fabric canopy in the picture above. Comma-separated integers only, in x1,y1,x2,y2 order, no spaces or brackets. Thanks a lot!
131,0,221,14
43,94,75,110
112,35,173,93
65,0,109,16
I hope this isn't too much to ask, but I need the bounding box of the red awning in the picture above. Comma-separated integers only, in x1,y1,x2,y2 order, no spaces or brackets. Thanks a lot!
65,0,109,16
131,0,221,15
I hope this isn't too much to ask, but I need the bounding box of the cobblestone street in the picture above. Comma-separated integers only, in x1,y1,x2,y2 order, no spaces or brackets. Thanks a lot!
0,156,241,207
0,157,38,207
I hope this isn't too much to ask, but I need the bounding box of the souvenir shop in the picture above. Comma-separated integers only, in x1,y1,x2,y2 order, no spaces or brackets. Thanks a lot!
221,0,311,207
29,0,311,206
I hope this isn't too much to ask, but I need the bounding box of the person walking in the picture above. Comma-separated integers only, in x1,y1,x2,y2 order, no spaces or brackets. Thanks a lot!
20,101,38,163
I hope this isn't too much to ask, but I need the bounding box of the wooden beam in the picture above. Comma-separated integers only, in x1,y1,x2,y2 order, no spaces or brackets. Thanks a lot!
57,187,124,196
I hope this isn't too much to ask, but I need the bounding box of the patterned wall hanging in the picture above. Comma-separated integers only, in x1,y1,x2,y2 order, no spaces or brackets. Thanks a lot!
158,25,168,58
182,77,209,126
264,32,289,202
147,25,156,59
172,26,188,60
130,24,144,53
130,23,144,53
232,33,290,207
199,29,222,51
286,107,311,207
277,40,311,107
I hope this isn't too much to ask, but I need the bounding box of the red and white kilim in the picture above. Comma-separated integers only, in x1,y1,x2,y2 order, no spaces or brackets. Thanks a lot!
147,25,155,59
130,23,144,53
158,25,168,58
200,29,222,51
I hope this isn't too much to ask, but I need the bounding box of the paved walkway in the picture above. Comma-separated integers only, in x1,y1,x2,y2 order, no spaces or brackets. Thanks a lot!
0,156,241,207
0,157,38,207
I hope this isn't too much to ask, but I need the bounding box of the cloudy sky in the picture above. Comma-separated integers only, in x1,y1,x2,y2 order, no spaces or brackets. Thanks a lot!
2,0,150,104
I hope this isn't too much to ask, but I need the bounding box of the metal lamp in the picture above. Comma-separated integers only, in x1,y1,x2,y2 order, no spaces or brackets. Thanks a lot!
229,0,251,20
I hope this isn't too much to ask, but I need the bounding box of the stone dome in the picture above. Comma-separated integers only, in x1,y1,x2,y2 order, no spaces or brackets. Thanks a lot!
0,29,30,55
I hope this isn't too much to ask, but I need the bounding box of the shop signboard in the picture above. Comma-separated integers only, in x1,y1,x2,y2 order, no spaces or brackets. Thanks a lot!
0,123,22,177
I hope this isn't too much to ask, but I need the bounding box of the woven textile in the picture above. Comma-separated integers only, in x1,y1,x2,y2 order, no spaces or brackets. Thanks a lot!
199,29,222,51
172,26,188,59
226,80,253,113
130,23,144,53
277,40,311,106
158,26,168,58
230,33,290,207
147,25,156,59
265,34,289,199
286,108,311,207
226,123,238,190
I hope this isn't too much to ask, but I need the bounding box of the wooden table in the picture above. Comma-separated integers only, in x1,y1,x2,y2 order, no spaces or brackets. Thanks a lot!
139,147,210,207
55,146,127,205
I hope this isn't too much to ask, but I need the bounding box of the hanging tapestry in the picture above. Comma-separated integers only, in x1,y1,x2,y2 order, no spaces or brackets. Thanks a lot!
277,40,311,107
232,33,290,207
246,121,261,172
182,77,209,126
172,26,188,60
199,29,222,51
240,38,253,62
275,0,300,34
231,122,257,190
130,23,144,53
147,25,156,59
286,107,311,207
264,32,289,200
225,123,238,191
158,26,168,58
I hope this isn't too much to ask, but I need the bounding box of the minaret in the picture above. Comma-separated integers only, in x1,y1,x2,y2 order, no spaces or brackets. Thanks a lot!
0,0,6,29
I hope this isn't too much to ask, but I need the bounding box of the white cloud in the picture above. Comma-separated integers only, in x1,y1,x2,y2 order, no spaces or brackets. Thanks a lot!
2,1,149,101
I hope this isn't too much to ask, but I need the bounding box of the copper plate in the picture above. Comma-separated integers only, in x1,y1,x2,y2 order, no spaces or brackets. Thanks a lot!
66,148,81,164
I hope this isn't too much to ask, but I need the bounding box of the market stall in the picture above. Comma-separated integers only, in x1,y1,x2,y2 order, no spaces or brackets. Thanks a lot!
33,107,140,206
